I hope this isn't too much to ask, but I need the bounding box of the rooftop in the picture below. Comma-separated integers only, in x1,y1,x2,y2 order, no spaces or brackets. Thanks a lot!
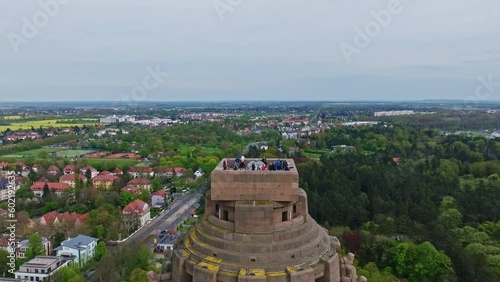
214,158,296,172
211,158,299,202
20,256,62,268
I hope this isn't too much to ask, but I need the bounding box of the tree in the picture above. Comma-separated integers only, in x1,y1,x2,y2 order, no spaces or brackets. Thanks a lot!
0,249,10,277
120,191,135,207
42,183,51,201
129,268,148,282
95,241,108,261
15,185,35,199
54,232,66,248
53,265,85,282
26,233,45,259
392,241,454,282
85,169,92,181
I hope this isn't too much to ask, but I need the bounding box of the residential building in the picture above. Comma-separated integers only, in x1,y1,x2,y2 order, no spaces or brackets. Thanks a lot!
155,167,174,178
0,178,20,201
54,235,98,267
62,164,75,175
128,178,151,191
174,167,186,177
122,199,150,227
80,166,98,178
32,164,41,173
40,211,88,227
0,162,9,170
30,182,70,198
16,237,51,259
151,190,167,208
121,186,139,195
46,165,60,176
59,174,86,187
14,256,72,282
92,175,119,189
128,166,154,178
194,168,204,178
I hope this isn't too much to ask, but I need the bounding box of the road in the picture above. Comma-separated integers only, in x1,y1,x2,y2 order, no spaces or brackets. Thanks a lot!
88,185,206,281
125,185,205,247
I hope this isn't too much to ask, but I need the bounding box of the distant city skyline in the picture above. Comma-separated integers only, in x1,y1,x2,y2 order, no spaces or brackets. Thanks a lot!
1,0,499,102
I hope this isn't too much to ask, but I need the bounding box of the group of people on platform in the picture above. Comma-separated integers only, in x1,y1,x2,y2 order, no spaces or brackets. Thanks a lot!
222,157,291,171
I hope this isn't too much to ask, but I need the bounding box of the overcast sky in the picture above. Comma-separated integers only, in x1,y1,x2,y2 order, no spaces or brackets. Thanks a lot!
0,0,499,102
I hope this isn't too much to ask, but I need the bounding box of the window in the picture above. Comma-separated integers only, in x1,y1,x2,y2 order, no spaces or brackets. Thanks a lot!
41,269,45,273
282,211,287,222
250,258,256,262
35,269,38,273
293,204,297,214
36,277,40,281
222,210,229,221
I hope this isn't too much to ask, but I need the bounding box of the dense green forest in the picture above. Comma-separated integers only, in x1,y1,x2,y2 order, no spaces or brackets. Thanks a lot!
297,125,500,281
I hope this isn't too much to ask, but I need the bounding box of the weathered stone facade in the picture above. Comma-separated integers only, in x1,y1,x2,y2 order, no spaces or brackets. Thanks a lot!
171,159,366,282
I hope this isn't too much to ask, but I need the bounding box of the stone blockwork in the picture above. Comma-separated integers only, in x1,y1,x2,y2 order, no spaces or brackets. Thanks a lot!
171,159,366,282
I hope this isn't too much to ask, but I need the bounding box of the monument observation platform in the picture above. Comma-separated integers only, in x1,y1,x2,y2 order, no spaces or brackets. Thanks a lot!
171,159,365,282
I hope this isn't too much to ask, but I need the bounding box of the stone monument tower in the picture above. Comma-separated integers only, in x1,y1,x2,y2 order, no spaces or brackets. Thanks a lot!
171,159,365,282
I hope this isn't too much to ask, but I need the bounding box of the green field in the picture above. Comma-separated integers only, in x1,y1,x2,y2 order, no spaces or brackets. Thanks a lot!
0,119,98,132
0,148,96,158
178,145,222,156
56,149,97,158
302,152,322,159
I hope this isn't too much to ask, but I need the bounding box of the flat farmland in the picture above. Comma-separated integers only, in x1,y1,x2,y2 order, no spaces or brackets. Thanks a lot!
0,119,99,132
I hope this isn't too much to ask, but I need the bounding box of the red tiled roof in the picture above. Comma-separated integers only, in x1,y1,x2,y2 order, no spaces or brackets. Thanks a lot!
63,164,75,171
81,165,97,172
30,182,70,192
129,166,153,173
113,168,123,173
121,186,139,194
59,174,86,182
92,175,119,182
38,176,48,182
123,199,149,215
99,170,111,175
128,178,151,185
153,190,167,197
47,165,60,172
174,167,187,173
0,162,9,168
41,211,87,226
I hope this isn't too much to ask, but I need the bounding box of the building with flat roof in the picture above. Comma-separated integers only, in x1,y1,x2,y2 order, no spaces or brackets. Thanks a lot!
171,159,366,282
14,256,73,282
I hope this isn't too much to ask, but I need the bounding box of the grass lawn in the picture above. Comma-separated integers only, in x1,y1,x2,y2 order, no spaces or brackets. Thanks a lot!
56,149,97,158
1,148,64,158
302,152,322,159
178,145,222,156
0,148,98,159
0,119,98,132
